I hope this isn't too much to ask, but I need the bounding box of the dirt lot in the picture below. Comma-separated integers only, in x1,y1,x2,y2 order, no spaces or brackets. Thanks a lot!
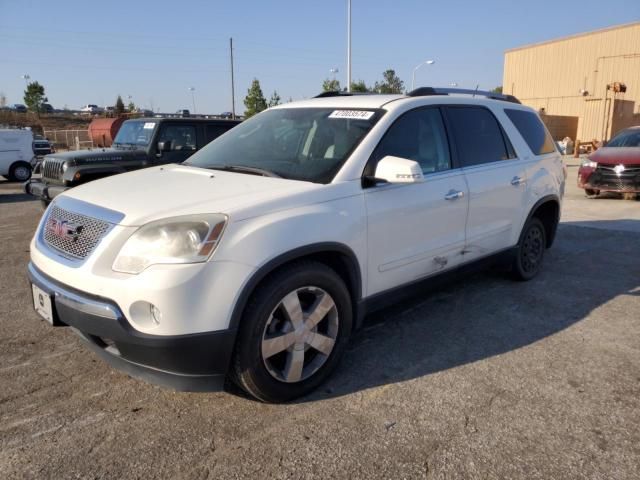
1,159,639,479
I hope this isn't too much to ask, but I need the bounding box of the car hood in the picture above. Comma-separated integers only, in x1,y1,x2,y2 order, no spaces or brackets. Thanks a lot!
590,147,640,166
47,148,145,163
61,164,323,226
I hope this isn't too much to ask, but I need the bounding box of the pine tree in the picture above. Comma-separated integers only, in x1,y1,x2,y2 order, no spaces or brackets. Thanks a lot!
23,81,48,113
268,91,281,108
243,79,267,118
115,95,125,115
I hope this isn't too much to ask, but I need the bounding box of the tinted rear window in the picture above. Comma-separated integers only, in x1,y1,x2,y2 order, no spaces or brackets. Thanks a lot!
505,109,556,155
446,106,511,167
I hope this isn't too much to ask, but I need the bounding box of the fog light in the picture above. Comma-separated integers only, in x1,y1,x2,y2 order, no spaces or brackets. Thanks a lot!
150,304,162,325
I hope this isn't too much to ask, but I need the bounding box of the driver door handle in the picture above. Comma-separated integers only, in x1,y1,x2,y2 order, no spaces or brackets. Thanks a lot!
444,189,464,201
511,176,526,186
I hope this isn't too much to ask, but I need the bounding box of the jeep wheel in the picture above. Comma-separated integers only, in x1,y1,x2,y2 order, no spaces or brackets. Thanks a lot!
512,217,546,281
584,188,599,198
8,162,32,182
232,261,352,402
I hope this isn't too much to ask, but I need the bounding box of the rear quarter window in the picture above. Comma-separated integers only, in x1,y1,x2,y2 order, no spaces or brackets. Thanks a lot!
505,109,556,155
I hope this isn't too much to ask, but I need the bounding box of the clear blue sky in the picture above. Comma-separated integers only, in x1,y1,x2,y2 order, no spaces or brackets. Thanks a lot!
1,0,638,113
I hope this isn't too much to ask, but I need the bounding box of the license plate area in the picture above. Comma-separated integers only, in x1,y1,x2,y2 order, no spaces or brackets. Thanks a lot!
32,284,56,325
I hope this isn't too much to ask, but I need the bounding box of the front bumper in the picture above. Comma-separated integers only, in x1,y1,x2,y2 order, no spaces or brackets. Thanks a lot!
24,179,68,202
578,165,640,193
27,262,236,392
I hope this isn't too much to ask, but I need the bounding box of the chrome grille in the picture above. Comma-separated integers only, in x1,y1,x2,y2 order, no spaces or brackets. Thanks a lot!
43,205,110,260
593,165,640,191
42,158,65,181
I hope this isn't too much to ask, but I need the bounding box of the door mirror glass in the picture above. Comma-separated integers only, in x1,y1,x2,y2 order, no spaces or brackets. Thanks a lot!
158,140,172,152
373,155,424,184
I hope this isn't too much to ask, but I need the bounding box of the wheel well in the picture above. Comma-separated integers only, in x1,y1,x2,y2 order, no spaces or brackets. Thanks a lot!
531,200,560,248
232,248,362,333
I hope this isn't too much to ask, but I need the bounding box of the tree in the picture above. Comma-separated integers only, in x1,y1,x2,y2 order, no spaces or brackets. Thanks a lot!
244,78,267,118
127,101,136,112
115,95,126,115
350,80,370,93
374,69,404,94
23,81,48,113
268,90,281,108
322,78,341,92
0,92,6,108
492,86,503,94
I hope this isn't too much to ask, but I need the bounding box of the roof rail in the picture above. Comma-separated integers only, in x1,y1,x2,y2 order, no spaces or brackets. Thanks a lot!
407,87,521,104
313,91,381,98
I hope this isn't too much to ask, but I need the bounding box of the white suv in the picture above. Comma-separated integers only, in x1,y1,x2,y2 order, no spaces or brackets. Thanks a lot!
28,88,565,402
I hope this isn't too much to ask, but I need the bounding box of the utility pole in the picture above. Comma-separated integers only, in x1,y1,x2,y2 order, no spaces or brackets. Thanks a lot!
347,0,352,92
230,37,236,119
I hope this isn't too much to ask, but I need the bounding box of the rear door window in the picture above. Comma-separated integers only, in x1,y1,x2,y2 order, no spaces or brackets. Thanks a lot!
445,106,512,167
505,109,556,155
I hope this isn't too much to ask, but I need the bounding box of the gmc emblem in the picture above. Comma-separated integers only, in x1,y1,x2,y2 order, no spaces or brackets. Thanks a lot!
47,218,84,242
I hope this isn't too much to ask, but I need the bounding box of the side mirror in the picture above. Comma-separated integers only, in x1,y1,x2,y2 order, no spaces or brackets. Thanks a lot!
371,155,424,184
157,140,172,152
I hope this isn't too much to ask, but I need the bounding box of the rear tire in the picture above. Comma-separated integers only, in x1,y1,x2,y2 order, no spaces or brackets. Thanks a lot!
8,162,32,182
584,188,599,198
511,217,546,281
231,261,352,402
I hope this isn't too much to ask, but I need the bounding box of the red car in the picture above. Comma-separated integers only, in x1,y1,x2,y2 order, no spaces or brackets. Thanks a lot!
577,126,640,197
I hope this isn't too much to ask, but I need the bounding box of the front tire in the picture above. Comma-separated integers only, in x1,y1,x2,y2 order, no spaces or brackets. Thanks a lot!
584,188,599,198
512,217,546,281
231,261,352,402
8,162,32,182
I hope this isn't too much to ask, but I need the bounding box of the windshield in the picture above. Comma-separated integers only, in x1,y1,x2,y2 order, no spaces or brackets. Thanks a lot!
113,121,157,147
607,129,640,147
185,107,382,183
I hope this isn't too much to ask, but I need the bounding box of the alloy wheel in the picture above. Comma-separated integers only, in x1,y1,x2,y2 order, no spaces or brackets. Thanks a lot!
261,286,339,383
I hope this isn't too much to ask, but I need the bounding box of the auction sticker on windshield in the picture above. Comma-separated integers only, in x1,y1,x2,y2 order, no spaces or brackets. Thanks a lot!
328,110,375,120
143,122,156,129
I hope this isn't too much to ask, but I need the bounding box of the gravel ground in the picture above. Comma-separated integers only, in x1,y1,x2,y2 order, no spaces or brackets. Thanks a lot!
1,162,639,479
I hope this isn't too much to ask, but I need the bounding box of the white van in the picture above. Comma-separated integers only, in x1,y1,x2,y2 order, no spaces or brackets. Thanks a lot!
0,129,34,181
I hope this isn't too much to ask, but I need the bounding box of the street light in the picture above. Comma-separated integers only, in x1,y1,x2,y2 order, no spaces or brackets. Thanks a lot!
411,60,435,90
21,74,30,86
330,67,339,80
188,87,196,114
450,82,458,87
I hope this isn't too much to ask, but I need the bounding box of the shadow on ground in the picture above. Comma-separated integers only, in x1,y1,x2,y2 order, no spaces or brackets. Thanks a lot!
296,221,640,402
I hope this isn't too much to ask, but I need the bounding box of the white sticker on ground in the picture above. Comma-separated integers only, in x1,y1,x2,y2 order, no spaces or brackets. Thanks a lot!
143,122,156,129
328,110,375,120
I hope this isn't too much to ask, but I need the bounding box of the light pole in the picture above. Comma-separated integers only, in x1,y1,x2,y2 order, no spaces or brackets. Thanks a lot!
21,74,30,87
346,0,351,92
411,60,435,90
450,82,458,87
188,87,196,114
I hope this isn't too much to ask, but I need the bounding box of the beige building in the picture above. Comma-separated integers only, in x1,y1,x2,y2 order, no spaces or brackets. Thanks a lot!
503,22,640,142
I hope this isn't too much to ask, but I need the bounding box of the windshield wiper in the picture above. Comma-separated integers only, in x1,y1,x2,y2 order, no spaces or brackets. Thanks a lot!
205,165,281,178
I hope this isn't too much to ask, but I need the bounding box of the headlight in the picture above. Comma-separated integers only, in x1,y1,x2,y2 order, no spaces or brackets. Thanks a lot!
112,214,227,274
581,159,597,168
62,162,68,172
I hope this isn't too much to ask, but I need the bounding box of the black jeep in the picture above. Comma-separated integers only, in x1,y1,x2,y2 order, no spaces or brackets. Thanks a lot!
25,117,240,206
